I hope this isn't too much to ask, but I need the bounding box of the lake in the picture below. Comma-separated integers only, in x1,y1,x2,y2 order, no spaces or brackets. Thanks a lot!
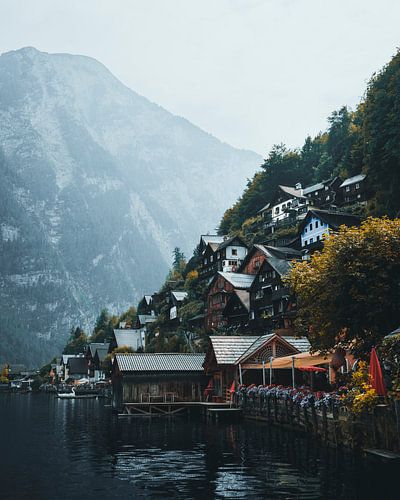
0,394,397,499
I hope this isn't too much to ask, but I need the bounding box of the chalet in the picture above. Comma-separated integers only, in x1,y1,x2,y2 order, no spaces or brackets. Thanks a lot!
169,290,188,321
258,184,308,227
137,294,155,316
239,244,301,275
203,334,310,400
201,235,248,279
114,328,145,351
200,241,221,279
299,209,362,254
339,174,367,205
86,343,110,381
206,272,255,332
199,234,226,255
302,177,342,208
66,356,87,382
111,353,206,410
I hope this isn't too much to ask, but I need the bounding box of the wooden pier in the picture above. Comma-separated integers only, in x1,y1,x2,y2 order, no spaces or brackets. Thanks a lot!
119,401,231,417
206,407,242,422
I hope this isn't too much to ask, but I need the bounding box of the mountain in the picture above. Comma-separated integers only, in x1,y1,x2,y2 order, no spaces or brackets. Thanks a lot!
0,47,261,366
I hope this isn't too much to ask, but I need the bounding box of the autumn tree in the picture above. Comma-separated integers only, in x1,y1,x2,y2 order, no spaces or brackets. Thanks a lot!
285,218,400,357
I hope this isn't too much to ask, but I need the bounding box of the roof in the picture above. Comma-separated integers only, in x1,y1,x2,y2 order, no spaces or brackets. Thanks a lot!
114,329,143,349
62,354,79,365
200,235,226,250
234,289,251,312
138,314,157,325
299,209,362,233
267,256,292,277
385,326,400,338
218,272,255,290
171,291,188,302
94,346,110,362
208,334,311,366
114,353,205,372
257,244,301,260
208,336,260,365
67,357,87,374
339,174,366,188
278,185,306,199
236,334,275,363
280,336,311,352
302,182,325,195
144,295,153,305
217,235,247,251
257,202,270,214
87,343,109,358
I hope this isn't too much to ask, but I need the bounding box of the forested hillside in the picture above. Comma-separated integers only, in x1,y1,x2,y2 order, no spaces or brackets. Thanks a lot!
219,50,400,235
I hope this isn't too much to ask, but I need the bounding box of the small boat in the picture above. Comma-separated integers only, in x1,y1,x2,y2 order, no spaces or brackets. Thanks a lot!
56,387,98,399
57,387,76,399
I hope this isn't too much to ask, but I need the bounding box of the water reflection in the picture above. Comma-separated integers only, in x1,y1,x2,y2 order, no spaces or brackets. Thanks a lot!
0,394,398,499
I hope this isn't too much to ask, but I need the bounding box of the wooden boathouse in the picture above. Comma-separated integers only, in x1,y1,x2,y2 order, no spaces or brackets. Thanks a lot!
111,353,207,412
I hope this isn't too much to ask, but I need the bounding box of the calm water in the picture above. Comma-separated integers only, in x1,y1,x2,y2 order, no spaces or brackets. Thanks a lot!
0,394,397,499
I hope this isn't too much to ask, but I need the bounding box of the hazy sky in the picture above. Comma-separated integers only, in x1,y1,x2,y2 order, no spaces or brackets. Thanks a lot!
1,0,399,154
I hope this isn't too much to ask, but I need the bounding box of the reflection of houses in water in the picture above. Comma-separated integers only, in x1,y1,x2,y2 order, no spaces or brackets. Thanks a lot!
203,334,310,401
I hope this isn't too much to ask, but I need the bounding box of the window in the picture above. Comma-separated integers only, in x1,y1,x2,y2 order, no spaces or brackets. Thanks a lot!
304,227,307,233
317,235,320,241
259,274,264,282
315,191,318,196
357,194,361,199
326,195,330,201
217,252,220,259
304,239,307,246
210,255,213,262
256,290,263,299
282,203,286,210
275,206,279,214
309,223,313,231
355,183,360,189
325,186,329,191
249,311,255,320
315,221,319,228
346,186,350,192
310,237,313,243
204,258,207,265
232,248,237,256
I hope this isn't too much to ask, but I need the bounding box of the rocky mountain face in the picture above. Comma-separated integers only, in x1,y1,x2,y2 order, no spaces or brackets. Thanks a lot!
0,47,260,366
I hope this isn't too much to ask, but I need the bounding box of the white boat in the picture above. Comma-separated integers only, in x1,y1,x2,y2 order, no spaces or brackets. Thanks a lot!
57,387,76,399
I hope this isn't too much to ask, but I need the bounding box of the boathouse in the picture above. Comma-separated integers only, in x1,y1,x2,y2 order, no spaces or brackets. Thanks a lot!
203,334,310,400
112,353,206,410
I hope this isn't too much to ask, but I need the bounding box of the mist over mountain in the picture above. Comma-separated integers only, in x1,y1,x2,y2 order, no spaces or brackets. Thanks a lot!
0,47,260,366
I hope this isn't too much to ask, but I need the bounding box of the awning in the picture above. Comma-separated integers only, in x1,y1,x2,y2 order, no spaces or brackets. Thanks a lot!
242,351,331,370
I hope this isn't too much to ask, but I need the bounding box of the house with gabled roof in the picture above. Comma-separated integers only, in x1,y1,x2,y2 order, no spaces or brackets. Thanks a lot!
203,334,310,400
205,271,255,332
200,235,248,279
299,208,362,255
222,289,251,332
258,184,308,224
339,173,367,205
169,290,188,321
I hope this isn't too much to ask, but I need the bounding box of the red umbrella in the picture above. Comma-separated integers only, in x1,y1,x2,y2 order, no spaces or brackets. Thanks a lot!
229,380,236,393
369,348,387,396
298,366,327,373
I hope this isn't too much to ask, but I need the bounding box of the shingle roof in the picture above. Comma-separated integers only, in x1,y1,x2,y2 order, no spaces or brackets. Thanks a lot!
201,235,226,248
267,257,292,277
236,334,275,363
171,291,188,302
281,336,311,352
115,353,205,372
208,336,260,365
88,343,109,358
138,314,157,325
209,334,311,366
114,329,143,349
339,174,366,188
218,272,255,289
94,346,110,362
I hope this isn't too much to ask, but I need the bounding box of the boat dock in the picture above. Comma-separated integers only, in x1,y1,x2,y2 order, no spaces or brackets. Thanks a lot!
119,401,236,418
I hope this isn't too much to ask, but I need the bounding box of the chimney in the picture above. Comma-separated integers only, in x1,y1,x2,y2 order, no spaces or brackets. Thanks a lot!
295,183,302,190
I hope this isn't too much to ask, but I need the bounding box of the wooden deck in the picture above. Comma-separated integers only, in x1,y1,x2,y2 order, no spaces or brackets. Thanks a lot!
119,401,231,417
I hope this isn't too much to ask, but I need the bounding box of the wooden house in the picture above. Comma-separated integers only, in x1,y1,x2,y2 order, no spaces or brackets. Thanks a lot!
222,290,251,332
205,272,255,332
258,184,308,228
137,295,155,316
66,356,88,382
339,174,367,205
302,177,342,208
169,290,188,322
299,208,362,255
203,334,310,400
111,353,206,410
85,343,110,381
